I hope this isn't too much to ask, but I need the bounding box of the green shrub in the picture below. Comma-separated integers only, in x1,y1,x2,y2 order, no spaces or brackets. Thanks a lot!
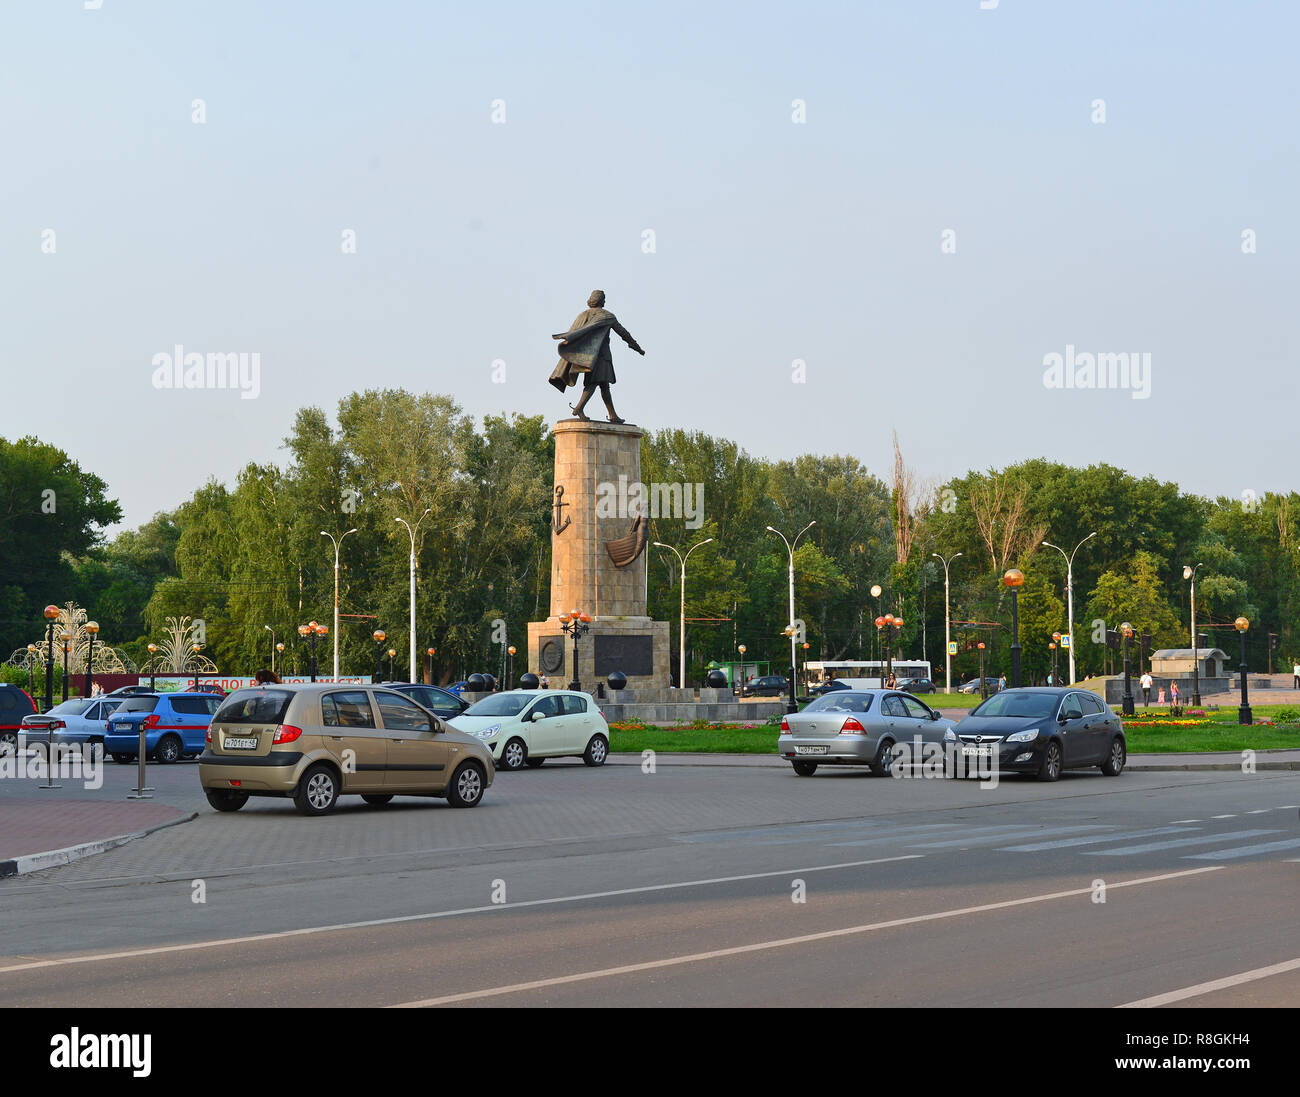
1274,706,1300,722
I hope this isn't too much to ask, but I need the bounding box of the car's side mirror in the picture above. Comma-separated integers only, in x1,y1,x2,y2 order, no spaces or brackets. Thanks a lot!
531,710,545,721
1058,712,1069,723
930,709,942,721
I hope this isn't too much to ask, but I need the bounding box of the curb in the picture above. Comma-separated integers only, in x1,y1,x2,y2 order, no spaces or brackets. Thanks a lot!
0,811,197,879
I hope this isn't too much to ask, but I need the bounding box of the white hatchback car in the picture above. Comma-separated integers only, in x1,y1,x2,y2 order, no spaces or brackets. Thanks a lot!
448,689,610,771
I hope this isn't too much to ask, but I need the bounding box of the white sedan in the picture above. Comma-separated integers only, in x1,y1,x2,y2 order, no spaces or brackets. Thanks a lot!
448,689,610,771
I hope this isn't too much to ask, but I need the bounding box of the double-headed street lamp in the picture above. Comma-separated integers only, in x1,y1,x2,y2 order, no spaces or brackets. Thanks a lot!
1183,563,1204,705
932,552,962,693
653,537,714,691
1003,569,1024,688
396,509,432,683
877,614,904,683
1042,532,1096,685
767,522,816,714
299,621,327,682
320,528,358,679
1236,616,1252,725
558,610,591,692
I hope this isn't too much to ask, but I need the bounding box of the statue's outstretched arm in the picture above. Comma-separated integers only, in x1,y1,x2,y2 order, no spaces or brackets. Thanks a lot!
614,321,645,355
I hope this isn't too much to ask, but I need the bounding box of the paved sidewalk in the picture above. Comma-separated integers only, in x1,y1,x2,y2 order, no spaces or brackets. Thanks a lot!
0,800,194,877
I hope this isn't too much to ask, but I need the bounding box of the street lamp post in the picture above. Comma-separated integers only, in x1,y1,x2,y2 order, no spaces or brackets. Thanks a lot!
1235,616,1252,725
275,642,284,674
190,643,203,692
387,648,396,681
507,645,516,689
1003,569,1024,688
870,584,883,668
882,614,903,683
1183,564,1204,705
559,610,591,691
768,523,816,714
83,621,100,697
875,616,886,682
320,528,358,680
426,647,436,684
147,643,158,691
1043,532,1096,685
60,632,72,702
932,552,962,694
977,641,987,700
653,537,714,691
1120,622,1135,716
373,630,387,682
264,625,276,674
396,509,431,683
42,605,59,711
736,643,747,695
25,645,37,703
1049,638,1058,685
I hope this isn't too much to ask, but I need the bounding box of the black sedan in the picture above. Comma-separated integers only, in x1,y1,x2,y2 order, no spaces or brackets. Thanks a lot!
957,677,1002,695
383,682,471,719
898,677,936,694
953,687,1126,782
742,675,791,698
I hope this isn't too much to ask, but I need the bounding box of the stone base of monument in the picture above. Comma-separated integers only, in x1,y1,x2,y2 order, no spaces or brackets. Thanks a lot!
527,616,671,693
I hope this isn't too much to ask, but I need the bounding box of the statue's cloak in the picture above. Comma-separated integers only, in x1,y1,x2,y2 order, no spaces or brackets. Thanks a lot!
549,314,617,392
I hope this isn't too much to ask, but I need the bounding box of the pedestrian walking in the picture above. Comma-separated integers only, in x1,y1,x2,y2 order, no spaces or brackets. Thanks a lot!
1170,681,1180,707
997,674,1006,692
1140,671,1152,707
1293,660,1299,689
1157,687,1166,705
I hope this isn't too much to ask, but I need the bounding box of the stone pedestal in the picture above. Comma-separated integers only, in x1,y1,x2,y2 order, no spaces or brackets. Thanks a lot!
527,418,670,690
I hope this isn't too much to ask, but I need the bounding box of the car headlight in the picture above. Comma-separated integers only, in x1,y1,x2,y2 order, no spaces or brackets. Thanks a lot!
1006,728,1039,743
943,728,956,742
477,724,501,740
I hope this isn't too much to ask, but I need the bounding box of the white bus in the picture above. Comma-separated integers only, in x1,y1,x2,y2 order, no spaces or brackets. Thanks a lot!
804,659,932,689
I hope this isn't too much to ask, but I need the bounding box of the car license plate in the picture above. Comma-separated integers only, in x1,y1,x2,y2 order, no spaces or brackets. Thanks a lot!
224,736,258,750
795,745,828,755
962,745,993,756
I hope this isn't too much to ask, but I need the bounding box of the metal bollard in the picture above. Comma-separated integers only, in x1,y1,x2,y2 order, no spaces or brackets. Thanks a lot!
38,725,63,790
126,723,154,800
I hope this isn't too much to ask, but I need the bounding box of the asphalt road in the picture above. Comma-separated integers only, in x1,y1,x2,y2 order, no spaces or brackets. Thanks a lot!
1,758,1298,1007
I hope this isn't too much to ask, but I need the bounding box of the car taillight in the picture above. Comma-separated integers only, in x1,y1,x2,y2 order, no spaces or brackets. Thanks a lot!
143,714,160,729
839,717,866,735
205,728,212,744
273,725,303,744
780,717,790,731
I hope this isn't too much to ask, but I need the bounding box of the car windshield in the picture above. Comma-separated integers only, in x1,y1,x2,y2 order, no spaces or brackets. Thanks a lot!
45,699,94,716
116,696,160,714
803,693,874,714
214,690,294,725
971,692,1059,719
463,694,531,717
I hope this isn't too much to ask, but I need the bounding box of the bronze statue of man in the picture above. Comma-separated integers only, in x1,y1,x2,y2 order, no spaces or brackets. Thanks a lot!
549,289,644,424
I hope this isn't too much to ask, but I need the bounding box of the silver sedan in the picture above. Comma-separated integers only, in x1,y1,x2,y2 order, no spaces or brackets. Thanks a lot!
777,690,956,776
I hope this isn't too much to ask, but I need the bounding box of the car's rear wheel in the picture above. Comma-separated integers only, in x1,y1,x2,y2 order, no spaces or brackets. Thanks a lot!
362,794,394,805
0,732,16,755
870,739,896,777
583,734,609,767
111,752,133,764
792,760,818,776
1038,740,1063,782
155,734,182,765
447,762,485,808
525,758,545,768
294,764,339,816
500,737,527,771
205,789,248,812
1100,737,1126,776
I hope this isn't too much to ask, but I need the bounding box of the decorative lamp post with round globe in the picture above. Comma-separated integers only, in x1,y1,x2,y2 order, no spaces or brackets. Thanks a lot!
1120,622,1136,716
83,621,100,697
1003,569,1024,688
373,630,387,682
59,631,72,702
1236,616,1253,725
559,611,592,692
42,605,59,711
147,643,159,690
736,644,747,695
507,645,517,689
977,641,988,700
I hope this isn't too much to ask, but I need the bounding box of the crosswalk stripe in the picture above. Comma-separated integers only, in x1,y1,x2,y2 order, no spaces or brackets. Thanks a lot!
913,825,1109,849
1184,837,1300,860
999,827,1196,852
1086,829,1279,856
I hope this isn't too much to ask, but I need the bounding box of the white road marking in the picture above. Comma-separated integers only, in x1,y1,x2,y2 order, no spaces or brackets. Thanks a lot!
913,825,1108,849
0,855,921,975
1118,955,1300,1008
1086,829,1279,856
999,827,1196,852
388,867,1224,1007
1211,814,1237,819
1169,819,1201,823
1184,837,1300,860
1245,809,1269,815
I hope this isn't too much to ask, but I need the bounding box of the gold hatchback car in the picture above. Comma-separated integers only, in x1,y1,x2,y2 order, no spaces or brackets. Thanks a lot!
199,684,495,816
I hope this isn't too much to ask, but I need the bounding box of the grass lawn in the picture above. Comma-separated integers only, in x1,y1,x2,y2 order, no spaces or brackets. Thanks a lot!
609,724,779,754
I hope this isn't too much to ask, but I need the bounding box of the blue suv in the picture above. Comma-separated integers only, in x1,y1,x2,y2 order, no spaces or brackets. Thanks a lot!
105,692,222,764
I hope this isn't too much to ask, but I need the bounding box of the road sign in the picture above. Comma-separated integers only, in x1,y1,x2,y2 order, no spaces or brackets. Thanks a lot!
947,642,958,655
1060,635,1071,648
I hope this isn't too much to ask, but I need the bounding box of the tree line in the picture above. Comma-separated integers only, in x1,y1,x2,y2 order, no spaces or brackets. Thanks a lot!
2,392,1296,687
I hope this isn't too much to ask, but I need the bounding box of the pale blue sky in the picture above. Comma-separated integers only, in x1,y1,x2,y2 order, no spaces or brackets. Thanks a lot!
2,1,1295,531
